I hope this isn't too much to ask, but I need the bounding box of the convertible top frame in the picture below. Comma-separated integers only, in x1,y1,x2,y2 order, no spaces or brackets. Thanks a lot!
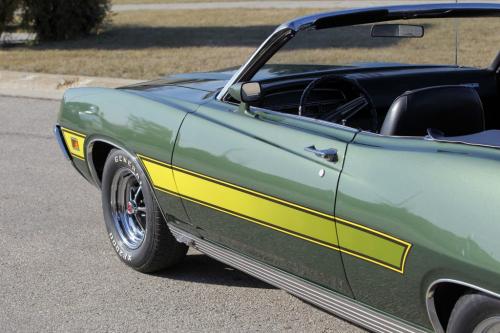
217,3,500,101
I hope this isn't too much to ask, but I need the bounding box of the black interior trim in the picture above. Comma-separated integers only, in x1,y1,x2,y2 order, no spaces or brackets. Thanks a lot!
255,65,499,133
380,85,485,137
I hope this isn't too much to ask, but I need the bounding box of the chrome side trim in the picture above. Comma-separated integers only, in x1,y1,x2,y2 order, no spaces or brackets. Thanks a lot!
53,125,71,160
426,278,500,333
168,224,428,333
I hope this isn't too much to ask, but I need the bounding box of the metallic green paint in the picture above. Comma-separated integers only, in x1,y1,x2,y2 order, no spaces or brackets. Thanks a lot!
57,68,500,332
58,86,205,232
139,151,412,274
172,100,356,295
336,132,500,329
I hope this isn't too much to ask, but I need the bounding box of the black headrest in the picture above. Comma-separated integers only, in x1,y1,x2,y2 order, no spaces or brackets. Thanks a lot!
380,85,485,137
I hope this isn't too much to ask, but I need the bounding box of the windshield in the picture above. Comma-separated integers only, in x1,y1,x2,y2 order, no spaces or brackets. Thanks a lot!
253,17,500,80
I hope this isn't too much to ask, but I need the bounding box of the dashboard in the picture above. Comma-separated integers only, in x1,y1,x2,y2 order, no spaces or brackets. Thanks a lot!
255,66,499,131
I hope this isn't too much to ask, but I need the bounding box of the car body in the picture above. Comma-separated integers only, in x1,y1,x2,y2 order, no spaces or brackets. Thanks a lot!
55,3,500,333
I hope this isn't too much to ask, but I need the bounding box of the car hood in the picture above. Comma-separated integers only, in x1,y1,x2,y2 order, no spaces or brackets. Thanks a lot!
119,64,350,93
120,68,238,93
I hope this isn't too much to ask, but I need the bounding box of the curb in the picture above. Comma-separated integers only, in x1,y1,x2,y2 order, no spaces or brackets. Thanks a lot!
0,71,142,101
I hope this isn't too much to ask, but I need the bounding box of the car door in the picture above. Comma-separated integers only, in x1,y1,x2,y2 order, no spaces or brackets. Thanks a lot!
171,100,356,295
334,131,500,328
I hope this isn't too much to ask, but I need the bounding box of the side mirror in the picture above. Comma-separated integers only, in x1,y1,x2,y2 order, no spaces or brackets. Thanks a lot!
241,82,262,103
229,82,262,103
228,82,262,115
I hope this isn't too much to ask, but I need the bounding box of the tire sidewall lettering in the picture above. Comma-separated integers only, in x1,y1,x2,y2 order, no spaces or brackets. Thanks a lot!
102,149,186,272
105,152,148,265
109,232,132,261
114,154,140,181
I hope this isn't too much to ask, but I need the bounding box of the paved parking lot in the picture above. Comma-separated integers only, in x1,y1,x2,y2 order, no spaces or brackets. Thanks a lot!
0,96,364,332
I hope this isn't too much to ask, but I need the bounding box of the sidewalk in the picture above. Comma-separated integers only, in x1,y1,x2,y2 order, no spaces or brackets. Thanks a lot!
112,0,500,12
0,71,141,100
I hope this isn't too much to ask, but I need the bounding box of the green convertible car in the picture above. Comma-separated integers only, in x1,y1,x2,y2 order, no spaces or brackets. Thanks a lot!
55,3,500,332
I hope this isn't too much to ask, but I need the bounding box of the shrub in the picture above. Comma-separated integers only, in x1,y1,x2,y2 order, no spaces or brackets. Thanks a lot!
22,0,110,41
0,0,20,35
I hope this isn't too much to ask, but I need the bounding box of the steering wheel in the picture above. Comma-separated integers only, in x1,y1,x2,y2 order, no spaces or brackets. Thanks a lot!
299,74,378,132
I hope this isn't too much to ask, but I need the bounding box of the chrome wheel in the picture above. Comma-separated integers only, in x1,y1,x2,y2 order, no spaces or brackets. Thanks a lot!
110,168,147,249
473,317,500,333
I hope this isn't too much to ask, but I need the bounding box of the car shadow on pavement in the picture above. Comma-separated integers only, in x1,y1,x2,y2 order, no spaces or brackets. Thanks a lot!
153,252,276,289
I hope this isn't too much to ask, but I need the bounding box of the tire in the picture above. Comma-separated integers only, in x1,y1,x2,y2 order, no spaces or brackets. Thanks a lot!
101,149,187,273
447,293,500,333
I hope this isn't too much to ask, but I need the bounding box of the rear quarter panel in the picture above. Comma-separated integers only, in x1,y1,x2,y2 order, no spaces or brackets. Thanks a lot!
336,132,500,329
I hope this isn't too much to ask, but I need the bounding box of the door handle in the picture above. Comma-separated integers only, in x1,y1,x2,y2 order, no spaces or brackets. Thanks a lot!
304,146,338,162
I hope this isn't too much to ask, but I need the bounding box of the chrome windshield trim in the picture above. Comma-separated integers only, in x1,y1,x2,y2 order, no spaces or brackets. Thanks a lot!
216,25,294,101
217,3,500,102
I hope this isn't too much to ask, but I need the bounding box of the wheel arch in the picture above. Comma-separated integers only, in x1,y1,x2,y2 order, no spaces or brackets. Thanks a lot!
426,279,500,333
86,137,142,189
86,139,115,188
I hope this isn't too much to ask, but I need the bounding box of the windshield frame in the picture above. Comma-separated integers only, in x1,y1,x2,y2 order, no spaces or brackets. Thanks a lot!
217,3,500,101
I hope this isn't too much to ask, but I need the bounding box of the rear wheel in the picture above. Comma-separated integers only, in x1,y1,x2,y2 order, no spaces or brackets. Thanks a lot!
447,293,500,333
101,149,187,273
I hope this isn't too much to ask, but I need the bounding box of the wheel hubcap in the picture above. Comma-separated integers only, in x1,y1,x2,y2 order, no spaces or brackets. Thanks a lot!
110,169,147,250
126,201,136,215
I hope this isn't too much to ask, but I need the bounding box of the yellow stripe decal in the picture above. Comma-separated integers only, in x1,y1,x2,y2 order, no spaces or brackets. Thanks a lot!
138,155,178,193
61,127,86,160
138,154,411,274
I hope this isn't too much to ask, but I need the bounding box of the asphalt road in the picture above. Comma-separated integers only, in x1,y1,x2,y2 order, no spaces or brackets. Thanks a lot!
0,96,364,332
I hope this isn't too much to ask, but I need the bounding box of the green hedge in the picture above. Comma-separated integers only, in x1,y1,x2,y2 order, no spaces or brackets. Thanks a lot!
0,0,20,35
22,0,110,41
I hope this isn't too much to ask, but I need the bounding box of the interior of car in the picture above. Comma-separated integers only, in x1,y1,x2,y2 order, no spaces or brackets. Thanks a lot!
230,15,500,145
245,64,500,143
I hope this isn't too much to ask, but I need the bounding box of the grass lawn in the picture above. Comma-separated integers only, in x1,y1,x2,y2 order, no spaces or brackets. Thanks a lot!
0,8,319,79
1,8,498,80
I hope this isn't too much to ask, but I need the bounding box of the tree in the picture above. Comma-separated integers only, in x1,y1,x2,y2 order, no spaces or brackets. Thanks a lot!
0,0,20,36
22,0,110,41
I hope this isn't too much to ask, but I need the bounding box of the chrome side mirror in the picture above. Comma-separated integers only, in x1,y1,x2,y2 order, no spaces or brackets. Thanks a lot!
229,82,262,104
241,82,262,103
228,82,262,116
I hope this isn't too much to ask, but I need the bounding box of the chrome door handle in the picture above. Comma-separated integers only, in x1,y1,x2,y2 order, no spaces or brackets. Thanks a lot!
304,146,338,162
